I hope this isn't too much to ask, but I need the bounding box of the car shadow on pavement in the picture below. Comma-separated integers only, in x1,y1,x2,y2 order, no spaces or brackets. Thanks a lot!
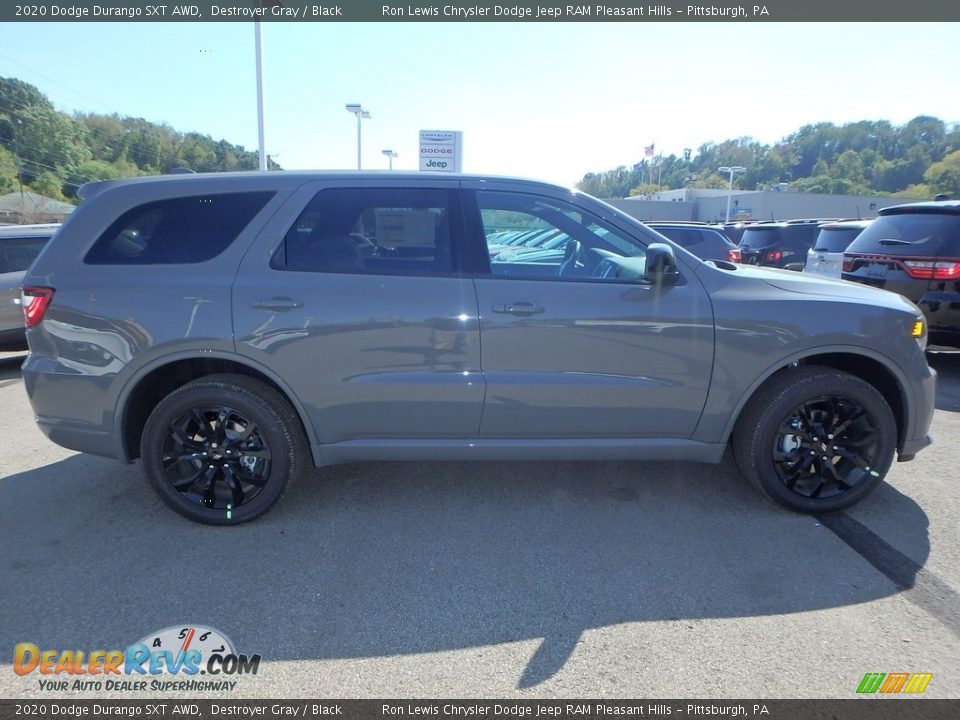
0,352,26,384
0,450,932,689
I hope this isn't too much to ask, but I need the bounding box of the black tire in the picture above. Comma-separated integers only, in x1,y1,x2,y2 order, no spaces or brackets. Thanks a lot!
141,374,308,525
732,366,896,514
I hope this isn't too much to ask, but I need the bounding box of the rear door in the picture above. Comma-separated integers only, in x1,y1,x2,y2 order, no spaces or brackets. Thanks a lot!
233,179,484,445
462,182,714,439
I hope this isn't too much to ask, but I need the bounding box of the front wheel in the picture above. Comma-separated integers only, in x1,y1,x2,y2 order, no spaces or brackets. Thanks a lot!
141,374,308,525
733,366,897,513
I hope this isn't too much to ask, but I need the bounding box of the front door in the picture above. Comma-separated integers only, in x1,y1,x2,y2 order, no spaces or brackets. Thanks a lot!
464,185,714,439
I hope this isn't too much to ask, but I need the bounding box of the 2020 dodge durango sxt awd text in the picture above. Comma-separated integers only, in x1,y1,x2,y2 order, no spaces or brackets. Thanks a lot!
21,172,935,524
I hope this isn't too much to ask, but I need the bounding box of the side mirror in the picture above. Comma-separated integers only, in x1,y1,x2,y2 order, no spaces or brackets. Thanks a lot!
644,243,680,284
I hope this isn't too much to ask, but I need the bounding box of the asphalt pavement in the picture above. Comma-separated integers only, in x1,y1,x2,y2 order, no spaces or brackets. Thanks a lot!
0,350,958,698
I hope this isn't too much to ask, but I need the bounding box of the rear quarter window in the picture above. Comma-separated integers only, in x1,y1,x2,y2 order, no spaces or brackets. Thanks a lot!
85,192,274,264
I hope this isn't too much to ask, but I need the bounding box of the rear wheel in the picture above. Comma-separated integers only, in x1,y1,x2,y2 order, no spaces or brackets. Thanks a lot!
733,366,896,513
141,374,308,525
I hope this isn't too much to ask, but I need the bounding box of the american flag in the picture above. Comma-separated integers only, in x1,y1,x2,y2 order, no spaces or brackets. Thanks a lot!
644,143,655,158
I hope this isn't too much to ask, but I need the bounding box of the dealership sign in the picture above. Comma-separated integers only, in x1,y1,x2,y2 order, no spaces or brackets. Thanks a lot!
419,130,463,172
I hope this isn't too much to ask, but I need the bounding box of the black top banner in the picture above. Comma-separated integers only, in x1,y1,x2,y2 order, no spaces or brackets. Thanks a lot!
3,0,959,22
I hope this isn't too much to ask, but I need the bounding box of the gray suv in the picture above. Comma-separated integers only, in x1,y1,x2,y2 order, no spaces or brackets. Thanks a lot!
21,172,935,524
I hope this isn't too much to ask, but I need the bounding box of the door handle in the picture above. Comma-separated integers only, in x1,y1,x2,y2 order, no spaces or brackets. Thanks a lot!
252,296,303,311
492,302,545,316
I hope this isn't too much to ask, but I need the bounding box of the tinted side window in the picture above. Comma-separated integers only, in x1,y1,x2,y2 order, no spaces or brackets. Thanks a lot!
86,192,274,265
0,236,49,274
278,188,458,276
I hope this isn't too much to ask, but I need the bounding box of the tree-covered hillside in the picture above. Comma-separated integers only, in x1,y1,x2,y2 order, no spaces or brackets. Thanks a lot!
578,117,960,199
0,77,278,202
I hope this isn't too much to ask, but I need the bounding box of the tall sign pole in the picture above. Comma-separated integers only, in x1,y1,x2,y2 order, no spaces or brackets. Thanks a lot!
255,22,267,171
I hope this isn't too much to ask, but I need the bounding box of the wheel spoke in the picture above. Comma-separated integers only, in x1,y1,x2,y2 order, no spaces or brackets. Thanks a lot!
809,477,827,498
171,462,212,489
223,465,245,507
189,409,211,439
823,460,854,490
784,454,815,489
202,465,219,506
831,409,866,437
163,450,207,464
170,427,204,451
226,421,258,447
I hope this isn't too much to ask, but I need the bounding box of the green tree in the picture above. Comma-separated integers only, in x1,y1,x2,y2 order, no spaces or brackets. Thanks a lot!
924,149,960,198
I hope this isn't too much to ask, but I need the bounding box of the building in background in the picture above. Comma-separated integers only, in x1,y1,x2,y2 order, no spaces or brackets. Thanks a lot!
0,191,75,225
606,187,919,223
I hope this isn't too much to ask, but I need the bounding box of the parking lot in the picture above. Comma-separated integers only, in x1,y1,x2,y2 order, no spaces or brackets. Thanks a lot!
1,349,958,699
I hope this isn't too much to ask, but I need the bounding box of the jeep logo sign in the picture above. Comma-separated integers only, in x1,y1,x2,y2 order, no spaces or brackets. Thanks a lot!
419,130,463,173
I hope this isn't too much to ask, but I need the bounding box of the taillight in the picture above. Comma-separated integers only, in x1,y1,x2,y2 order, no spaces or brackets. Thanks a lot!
842,257,854,272
764,249,782,262
727,248,741,263
902,259,960,280
21,286,54,328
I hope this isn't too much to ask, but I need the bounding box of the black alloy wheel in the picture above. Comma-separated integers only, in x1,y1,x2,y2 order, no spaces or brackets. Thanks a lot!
733,366,896,513
141,374,307,525
161,405,272,514
772,395,880,500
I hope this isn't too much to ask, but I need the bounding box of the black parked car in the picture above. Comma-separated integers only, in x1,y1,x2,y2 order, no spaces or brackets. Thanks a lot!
843,201,960,347
646,222,741,263
739,220,828,271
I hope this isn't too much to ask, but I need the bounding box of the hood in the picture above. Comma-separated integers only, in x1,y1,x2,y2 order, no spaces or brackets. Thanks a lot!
712,263,920,312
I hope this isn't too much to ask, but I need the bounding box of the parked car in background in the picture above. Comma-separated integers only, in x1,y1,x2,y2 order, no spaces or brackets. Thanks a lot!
646,222,741,263
714,221,758,245
843,201,960,347
739,219,829,271
21,172,934,524
0,223,59,351
803,220,871,278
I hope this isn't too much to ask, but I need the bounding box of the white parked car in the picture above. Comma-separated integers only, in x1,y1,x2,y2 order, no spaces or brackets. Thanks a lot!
803,220,871,278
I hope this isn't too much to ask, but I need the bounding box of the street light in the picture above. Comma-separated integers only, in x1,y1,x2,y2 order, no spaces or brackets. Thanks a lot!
381,149,398,170
345,104,371,169
254,22,266,171
718,166,746,222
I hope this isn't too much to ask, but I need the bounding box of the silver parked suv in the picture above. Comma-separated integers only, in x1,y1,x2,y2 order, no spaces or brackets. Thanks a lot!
21,172,935,524
0,223,59,351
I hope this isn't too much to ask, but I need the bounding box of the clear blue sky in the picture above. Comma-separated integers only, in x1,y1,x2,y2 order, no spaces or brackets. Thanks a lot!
1,21,958,186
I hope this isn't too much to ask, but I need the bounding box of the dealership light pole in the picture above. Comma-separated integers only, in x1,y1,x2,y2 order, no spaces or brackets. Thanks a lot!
382,149,398,170
254,22,267,172
718,165,746,222
346,104,371,169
